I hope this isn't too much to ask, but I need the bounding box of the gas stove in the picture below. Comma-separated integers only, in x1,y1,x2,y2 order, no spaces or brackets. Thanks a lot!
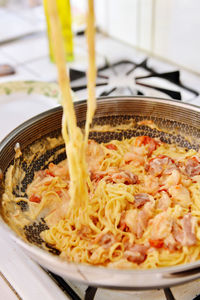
46,270,200,300
70,57,199,103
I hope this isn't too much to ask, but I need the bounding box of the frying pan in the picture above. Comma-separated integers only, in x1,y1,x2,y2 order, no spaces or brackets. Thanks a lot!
1,96,200,290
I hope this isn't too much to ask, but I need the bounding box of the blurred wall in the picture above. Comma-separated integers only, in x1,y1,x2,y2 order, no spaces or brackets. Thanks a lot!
95,0,200,74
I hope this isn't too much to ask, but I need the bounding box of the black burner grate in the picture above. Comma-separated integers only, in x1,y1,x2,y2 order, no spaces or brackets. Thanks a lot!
70,58,199,101
47,270,180,300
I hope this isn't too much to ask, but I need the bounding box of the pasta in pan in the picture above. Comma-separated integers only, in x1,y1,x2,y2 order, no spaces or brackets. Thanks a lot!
3,134,200,269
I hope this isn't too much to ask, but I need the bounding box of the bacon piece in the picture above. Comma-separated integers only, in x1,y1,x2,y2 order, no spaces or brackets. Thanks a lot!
105,143,117,150
91,169,138,185
124,143,147,166
143,175,159,195
147,155,177,176
87,140,105,172
121,198,155,238
48,161,69,179
110,170,138,185
168,184,191,208
173,214,196,246
157,191,171,210
164,233,177,251
159,169,181,189
45,190,70,227
124,244,148,264
29,194,41,203
78,225,92,239
95,232,115,249
150,212,172,240
134,193,150,208
90,170,106,183
184,157,200,177
135,136,159,156
37,170,48,179
124,152,145,166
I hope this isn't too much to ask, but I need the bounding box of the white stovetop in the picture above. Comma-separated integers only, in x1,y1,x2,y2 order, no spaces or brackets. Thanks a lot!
1,5,200,300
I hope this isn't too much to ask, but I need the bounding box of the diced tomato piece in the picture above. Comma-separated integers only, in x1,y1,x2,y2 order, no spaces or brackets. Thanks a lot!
45,169,55,177
29,195,41,203
149,239,164,248
90,171,105,182
56,190,62,196
135,136,153,146
106,143,117,150
190,157,199,163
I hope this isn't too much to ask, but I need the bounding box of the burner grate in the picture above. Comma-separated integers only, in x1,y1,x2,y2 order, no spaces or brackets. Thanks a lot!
70,58,199,101
47,270,178,300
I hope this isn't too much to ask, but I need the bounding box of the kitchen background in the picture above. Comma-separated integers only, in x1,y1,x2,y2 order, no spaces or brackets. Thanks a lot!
1,1,200,300
95,0,200,75
1,0,200,75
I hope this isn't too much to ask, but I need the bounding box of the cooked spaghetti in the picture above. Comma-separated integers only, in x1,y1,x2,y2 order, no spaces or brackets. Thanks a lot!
2,133,200,269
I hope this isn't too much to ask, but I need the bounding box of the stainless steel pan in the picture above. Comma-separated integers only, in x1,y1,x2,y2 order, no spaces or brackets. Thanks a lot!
1,96,200,290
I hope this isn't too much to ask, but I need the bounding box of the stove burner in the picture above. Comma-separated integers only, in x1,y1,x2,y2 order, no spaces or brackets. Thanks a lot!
70,58,199,101
164,288,176,300
47,271,81,300
47,270,178,300
85,287,97,300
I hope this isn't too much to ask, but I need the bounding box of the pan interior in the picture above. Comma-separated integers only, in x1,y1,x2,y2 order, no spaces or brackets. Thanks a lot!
1,97,200,256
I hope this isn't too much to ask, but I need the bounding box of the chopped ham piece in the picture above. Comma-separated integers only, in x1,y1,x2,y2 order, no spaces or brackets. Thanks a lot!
147,155,177,176
86,140,105,172
160,169,181,189
90,170,107,182
150,212,172,240
184,157,200,177
134,193,150,208
135,136,159,156
124,244,148,264
157,191,171,210
164,233,177,251
90,169,138,185
78,226,92,239
124,143,147,166
173,214,196,246
143,175,159,195
168,184,191,208
48,161,69,179
124,152,145,166
110,170,138,185
45,190,70,227
95,232,115,249
121,197,155,238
